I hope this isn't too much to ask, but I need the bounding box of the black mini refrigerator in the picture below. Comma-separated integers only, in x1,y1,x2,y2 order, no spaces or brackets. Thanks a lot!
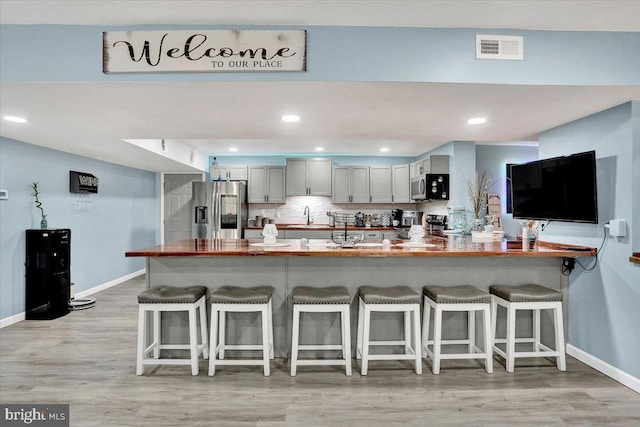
25,229,71,320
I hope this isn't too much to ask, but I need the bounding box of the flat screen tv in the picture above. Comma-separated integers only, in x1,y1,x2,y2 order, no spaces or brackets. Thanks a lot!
510,150,598,223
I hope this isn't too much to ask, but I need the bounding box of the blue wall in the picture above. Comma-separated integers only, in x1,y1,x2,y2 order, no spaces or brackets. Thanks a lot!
538,102,640,379
1,25,639,85
0,138,159,320
476,145,539,235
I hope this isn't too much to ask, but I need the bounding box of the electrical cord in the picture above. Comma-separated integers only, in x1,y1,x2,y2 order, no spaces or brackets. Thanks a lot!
574,226,609,273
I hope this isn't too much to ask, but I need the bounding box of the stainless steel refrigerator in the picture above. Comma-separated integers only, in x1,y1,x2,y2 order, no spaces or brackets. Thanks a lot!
192,181,247,239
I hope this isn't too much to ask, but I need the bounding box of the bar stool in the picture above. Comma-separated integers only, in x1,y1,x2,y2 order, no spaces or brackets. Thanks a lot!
490,284,566,373
208,286,274,376
136,285,209,376
290,286,352,376
422,285,493,374
356,285,422,375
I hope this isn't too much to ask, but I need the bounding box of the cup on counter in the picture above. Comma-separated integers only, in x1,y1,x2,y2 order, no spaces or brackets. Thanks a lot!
247,219,256,227
255,215,263,226
392,220,400,227
268,219,276,224
262,218,270,226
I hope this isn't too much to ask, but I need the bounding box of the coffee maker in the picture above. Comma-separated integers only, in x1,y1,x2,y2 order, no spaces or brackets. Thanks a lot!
391,209,403,226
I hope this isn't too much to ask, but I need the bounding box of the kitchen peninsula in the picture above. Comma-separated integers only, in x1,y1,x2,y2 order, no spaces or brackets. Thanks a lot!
126,235,595,357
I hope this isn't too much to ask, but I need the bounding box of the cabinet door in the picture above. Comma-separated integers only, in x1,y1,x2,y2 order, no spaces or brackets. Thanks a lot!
267,166,286,203
248,166,267,203
308,158,332,196
369,166,392,203
228,165,248,181
392,164,410,203
363,230,382,241
286,158,308,196
410,161,421,177
244,229,264,239
351,167,370,203
429,155,450,174
211,166,227,181
332,167,351,203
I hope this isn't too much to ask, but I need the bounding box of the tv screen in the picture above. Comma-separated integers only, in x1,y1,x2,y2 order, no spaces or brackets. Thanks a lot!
510,151,598,223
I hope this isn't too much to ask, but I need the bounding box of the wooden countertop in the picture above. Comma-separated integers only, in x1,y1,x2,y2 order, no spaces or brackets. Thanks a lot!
126,236,596,258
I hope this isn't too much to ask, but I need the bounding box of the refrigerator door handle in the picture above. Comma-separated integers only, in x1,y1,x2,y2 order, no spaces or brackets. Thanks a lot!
213,192,220,239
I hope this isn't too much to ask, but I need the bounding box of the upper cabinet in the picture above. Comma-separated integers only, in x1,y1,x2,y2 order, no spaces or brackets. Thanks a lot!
211,165,248,181
391,164,411,203
286,158,332,196
248,166,286,203
411,155,450,176
332,166,370,203
369,166,392,203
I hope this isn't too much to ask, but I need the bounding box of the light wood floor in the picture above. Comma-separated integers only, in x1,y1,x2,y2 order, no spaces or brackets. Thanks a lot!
1,275,638,426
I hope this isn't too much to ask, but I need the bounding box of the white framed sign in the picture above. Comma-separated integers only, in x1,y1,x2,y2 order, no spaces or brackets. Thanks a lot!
103,30,307,73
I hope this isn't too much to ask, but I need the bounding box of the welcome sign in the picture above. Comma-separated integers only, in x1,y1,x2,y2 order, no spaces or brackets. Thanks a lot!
103,30,307,73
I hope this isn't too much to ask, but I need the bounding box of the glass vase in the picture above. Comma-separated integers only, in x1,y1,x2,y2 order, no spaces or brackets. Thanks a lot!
40,215,47,229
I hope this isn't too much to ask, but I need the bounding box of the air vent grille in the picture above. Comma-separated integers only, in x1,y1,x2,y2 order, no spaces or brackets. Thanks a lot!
476,35,524,60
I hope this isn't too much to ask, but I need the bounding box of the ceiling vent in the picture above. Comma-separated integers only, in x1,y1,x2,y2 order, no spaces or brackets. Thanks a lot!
476,35,524,60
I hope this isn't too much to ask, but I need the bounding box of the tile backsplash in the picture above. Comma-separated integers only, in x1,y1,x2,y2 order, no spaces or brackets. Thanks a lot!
249,196,449,225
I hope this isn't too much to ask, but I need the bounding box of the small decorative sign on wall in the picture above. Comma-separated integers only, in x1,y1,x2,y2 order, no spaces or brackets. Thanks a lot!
103,30,307,73
69,171,99,194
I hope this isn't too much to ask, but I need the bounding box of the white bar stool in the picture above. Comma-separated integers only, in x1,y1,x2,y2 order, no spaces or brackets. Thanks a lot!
290,286,352,376
356,285,422,375
490,284,566,373
136,285,209,376
422,285,493,374
208,286,274,376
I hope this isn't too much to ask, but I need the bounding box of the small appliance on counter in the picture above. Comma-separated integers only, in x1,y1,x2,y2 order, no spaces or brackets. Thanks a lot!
391,209,403,227
401,210,423,227
425,214,448,232
355,212,365,227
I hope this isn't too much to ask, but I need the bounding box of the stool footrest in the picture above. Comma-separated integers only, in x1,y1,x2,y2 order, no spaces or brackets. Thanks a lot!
296,359,347,366
426,339,473,346
141,358,195,366
222,344,269,351
366,354,419,361
297,344,343,351
367,340,408,346
214,359,269,366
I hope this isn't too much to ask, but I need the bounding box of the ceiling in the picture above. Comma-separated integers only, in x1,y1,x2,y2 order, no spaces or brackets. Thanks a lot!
1,1,640,172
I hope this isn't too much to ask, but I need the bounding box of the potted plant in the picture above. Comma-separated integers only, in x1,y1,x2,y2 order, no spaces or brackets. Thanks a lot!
31,182,47,229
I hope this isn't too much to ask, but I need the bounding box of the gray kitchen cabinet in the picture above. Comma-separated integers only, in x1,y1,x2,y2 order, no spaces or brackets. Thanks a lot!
248,166,286,203
211,165,248,181
392,164,410,203
363,230,382,241
413,155,450,175
244,229,264,239
369,166,392,203
382,231,399,241
333,166,370,203
286,158,331,196
283,230,332,239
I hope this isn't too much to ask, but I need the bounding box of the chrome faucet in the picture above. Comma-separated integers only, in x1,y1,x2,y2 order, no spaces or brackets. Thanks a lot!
303,206,312,225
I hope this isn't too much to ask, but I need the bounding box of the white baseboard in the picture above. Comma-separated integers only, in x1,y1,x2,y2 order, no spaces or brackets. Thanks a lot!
0,269,145,329
75,269,145,299
0,312,26,329
567,344,640,394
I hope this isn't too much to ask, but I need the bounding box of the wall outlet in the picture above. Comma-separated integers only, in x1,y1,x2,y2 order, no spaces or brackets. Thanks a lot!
606,219,626,237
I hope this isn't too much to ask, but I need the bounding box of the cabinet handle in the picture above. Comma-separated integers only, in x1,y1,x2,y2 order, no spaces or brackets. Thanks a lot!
266,195,269,202
392,195,394,202
370,195,372,203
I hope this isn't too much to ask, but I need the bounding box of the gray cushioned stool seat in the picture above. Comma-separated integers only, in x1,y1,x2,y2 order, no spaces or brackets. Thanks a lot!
293,286,351,304
423,285,490,304
489,284,562,302
138,286,207,304
211,286,274,304
359,285,420,304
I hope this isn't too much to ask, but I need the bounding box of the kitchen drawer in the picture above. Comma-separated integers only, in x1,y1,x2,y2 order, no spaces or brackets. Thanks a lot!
283,230,332,239
244,229,264,239
382,231,398,241
363,230,382,241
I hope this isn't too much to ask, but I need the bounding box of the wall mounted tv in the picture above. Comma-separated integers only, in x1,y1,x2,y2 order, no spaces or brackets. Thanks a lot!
510,150,598,223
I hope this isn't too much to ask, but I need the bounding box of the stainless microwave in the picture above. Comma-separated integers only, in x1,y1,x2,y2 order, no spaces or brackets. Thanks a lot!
410,174,449,201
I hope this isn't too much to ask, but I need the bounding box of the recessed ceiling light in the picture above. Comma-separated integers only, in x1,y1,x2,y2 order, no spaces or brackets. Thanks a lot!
380,147,390,152
282,114,300,123
229,147,238,152
3,115,27,123
467,117,487,125
315,147,324,152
